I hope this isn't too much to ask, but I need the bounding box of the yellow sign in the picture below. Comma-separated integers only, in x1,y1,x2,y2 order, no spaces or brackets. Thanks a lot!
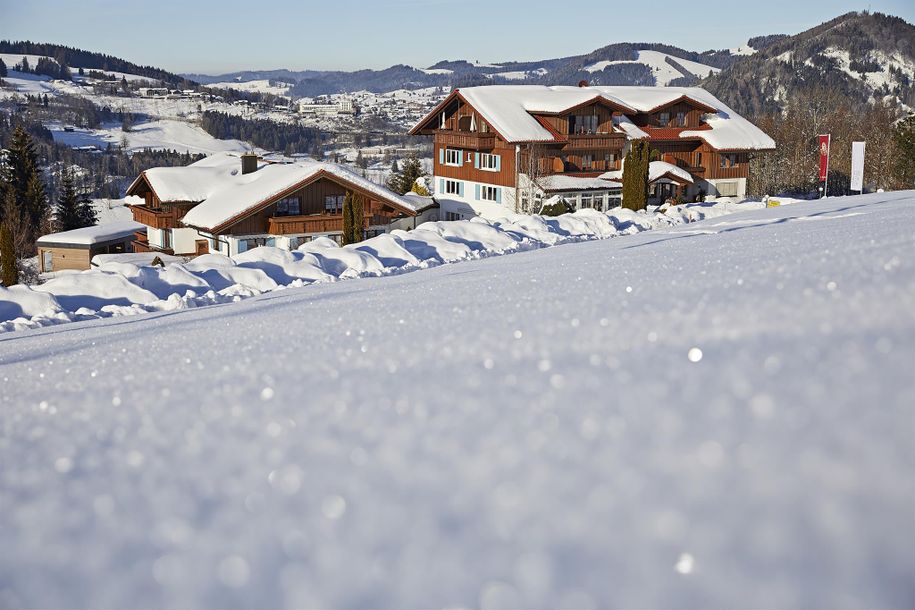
766,199,781,207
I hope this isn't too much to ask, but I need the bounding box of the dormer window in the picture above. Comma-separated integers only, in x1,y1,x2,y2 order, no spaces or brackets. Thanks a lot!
569,114,599,135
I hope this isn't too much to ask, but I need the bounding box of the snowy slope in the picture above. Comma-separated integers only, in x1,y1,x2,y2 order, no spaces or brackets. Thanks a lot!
1,192,914,608
48,120,252,155
585,50,720,85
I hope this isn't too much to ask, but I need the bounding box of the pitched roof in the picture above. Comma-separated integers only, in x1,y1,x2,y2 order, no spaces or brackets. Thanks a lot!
129,153,419,233
37,220,145,247
411,85,775,151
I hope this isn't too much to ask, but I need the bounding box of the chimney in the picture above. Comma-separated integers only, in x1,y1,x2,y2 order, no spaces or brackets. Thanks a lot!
241,152,258,175
578,80,589,88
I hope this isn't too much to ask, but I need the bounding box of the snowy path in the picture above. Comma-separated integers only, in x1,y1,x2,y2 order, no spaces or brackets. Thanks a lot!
1,192,914,609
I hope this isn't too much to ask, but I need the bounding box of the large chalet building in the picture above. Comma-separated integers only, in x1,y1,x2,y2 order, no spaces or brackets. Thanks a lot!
410,84,775,218
126,153,421,257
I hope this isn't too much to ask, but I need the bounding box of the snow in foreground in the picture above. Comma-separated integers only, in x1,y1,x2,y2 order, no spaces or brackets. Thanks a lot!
1,199,770,333
0,192,914,609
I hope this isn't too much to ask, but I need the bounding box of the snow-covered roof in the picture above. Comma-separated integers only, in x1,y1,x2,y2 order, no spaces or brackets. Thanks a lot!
540,175,622,192
36,220,145,247
601,161,694,185
172,156,419,232
414,85,774,151
127,153,416,232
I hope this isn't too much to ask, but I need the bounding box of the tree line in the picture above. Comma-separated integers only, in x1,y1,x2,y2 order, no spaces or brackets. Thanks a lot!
199,111,324,157
748,88,915,197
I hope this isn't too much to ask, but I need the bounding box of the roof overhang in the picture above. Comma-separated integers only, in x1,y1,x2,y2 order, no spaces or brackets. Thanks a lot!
190,169,418,235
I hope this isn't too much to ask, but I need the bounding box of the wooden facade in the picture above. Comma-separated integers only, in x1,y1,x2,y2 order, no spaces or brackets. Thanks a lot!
126,167,416,256
415,89,759,198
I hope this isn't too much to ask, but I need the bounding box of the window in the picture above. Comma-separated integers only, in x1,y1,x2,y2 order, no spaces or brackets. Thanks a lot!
581,193,594,209
604,152,617,165
480,185,500,202
325,194,345,213
677,112,686,127
162,229,172,250
444,179,461,195
479,153,500,171
276,196,301,216
243,237,269,251
659,112,671,126
569,114,599,135
445,212,462,221
696,152,702,167
716,182,739,197
444,148,462,166
719,153,738,168
581,154,593,170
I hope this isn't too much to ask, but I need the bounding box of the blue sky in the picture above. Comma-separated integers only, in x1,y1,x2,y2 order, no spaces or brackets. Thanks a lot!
2,0,914,74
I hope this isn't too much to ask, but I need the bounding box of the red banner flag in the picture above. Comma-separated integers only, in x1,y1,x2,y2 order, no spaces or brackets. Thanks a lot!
818,134,831,182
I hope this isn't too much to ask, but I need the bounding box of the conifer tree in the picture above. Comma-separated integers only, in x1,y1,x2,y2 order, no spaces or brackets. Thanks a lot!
0,58,7,79
54,169,83,231
24,172,49,241
622,140,650,211
341,191,355,245
351,193,364,244
0,223,17,287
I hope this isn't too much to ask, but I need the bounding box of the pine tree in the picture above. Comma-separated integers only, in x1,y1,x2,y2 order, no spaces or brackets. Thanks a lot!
0,223,17,287
24,172,49,242
0,58,7,79
2,126,40,225
341,191,355,245
351,193,364,244
54,169,83,231
622,140,650,211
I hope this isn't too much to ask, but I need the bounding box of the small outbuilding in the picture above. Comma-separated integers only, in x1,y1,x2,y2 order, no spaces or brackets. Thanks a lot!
36,221,146,273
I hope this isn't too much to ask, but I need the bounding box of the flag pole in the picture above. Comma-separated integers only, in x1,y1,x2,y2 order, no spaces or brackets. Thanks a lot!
824,134,831,198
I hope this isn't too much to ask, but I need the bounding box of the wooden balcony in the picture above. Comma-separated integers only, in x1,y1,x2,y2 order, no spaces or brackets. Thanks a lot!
435,130,496,150
131,204,178,229
269,214,344,235
564,133,626,150
268,213,394,235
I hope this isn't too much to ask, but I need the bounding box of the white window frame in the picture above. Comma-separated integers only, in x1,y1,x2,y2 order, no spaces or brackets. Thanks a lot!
444,148,462,166
444,179,461,195
479,153,500,172
480,185,499,202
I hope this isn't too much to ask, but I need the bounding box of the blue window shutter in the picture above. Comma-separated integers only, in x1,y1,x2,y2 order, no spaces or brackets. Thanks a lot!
458,182,464,197
439,148,444,164
474,153,480,169
495,188,502,204
495,155,501,171
439,178,445,193
474,184,480,200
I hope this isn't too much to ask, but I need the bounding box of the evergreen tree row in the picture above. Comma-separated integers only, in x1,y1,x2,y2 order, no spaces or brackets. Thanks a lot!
199,111,324,157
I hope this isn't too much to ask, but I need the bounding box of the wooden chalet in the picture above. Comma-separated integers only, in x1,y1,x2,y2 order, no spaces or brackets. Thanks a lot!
126,153,420,257
410,84,775,217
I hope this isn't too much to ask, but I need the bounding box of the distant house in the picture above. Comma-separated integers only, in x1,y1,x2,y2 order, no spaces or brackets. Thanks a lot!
410,84,776,218
37,221,146,272
125,152,419,257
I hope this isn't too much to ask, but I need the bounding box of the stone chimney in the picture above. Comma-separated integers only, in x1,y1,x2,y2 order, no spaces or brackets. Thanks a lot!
241,152,258,175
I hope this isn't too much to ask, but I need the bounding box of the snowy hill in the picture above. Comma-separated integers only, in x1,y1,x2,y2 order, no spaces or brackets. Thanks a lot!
705,12,915,115
1,191,914,608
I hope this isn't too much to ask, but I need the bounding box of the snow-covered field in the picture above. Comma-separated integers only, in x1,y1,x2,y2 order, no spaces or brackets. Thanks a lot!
48,120,252,155
1,192,914,608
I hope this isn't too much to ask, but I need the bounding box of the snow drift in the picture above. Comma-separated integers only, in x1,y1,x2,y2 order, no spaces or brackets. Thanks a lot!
1,201,772,333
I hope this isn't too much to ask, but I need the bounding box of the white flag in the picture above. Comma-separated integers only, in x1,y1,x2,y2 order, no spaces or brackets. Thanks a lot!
851,142,865,192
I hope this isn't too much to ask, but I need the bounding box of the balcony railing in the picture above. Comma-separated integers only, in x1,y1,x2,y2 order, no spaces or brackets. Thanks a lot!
131,204,178,229
269,213,394,235
435,130,496,150
564,133,627,150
